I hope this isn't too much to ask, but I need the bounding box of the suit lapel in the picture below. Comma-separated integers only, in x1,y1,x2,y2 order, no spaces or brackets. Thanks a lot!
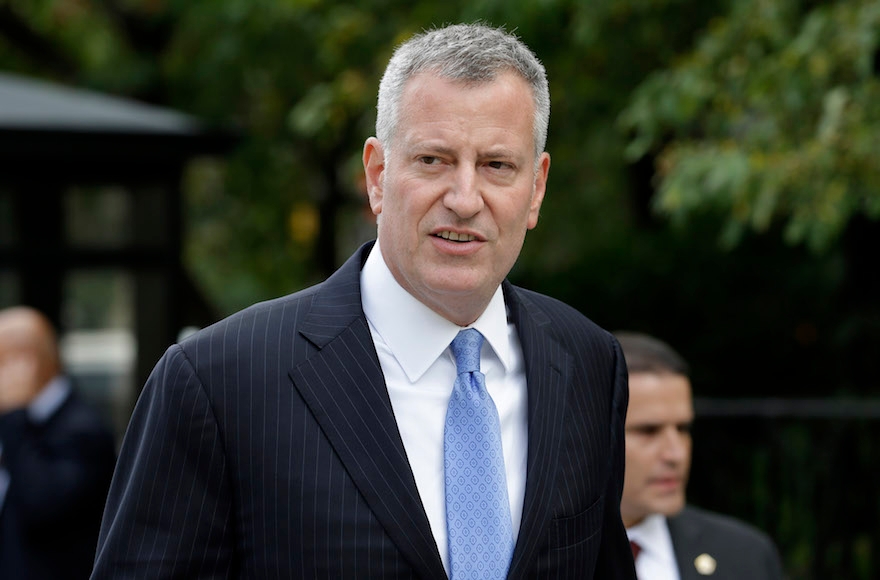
667,509,700,580
503,284,573,580
289,243,447,580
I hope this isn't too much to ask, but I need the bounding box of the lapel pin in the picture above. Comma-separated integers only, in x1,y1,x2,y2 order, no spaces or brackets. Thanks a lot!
694,553,717,575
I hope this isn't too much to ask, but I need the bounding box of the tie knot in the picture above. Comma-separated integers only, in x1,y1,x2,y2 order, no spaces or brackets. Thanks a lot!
450,328,484,375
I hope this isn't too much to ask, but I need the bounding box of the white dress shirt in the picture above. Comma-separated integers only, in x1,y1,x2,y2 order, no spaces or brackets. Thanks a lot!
27,375,72,423
627,513,682,580
361,241,528,575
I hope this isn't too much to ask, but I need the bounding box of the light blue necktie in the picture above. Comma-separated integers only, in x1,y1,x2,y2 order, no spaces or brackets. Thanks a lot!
444,328,514,580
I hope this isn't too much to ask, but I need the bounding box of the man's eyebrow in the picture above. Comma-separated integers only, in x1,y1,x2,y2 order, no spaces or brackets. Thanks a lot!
625,419,693,430
480,147,520,160
414,143,455,156
625,422,662,431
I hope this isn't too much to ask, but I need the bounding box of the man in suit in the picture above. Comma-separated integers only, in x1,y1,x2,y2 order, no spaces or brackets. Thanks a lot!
615,331,784,579
92,23,636,579
0,306,117,579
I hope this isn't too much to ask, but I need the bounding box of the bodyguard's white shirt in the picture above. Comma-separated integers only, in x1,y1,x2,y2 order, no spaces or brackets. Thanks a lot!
627,513,682,580
361,242,528,575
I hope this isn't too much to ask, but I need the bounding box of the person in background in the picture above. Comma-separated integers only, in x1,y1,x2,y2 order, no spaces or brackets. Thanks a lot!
0,306,116,579
615,331,784,580
92,23,636,579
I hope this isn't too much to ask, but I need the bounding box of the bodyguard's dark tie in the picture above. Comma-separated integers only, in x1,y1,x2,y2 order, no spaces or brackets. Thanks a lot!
444,328,514,579
630,540,642,579
631,540,642,560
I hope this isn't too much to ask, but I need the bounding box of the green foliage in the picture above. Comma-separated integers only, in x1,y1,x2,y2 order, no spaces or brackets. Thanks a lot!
621,0,880,252
0,0,730,313
6,3,880,577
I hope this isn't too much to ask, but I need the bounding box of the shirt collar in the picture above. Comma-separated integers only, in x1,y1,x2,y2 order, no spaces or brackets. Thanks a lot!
361,241,513,382
28,375,71,424
627,512,678,563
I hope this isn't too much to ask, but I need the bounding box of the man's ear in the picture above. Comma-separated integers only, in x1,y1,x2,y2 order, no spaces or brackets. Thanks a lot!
363,137,385,216
527,152,550,230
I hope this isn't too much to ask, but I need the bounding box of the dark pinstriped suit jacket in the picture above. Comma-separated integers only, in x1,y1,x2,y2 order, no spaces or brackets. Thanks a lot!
92,241,636,579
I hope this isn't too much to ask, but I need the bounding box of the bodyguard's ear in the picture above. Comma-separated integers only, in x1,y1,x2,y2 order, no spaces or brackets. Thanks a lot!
363,137,385,216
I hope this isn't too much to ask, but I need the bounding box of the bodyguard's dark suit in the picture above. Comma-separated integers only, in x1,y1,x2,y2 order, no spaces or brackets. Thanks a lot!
0,387,117,580
668,505,784,580
92,242,636,579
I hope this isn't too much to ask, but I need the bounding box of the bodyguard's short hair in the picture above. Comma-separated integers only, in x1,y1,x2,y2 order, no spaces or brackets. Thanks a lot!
375,23,550,159
614,331,690,377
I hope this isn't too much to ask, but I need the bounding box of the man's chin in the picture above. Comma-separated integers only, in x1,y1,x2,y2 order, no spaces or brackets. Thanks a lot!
655,496,686,517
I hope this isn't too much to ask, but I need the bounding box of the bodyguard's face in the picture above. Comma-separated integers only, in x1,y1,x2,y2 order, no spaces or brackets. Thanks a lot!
363,71,550,326
621,372,694,528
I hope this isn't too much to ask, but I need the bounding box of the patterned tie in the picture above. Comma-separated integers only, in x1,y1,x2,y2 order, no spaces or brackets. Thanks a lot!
444,328,514,580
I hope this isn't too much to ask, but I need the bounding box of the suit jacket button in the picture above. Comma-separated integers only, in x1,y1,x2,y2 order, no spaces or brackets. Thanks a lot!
694,553,717,575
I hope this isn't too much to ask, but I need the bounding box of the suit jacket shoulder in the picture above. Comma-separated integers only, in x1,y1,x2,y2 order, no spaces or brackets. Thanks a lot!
503,284,621,374
667,505,784,580
506,285,610,335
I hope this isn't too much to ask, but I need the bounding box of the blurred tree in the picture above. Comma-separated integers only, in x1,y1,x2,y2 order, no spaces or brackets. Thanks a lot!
620,0,880,252
5,2,880,577
0,0,727,314
6,0,876,399
608,0,880,405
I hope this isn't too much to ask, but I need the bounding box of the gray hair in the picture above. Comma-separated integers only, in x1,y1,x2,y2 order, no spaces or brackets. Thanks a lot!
375,23,550,159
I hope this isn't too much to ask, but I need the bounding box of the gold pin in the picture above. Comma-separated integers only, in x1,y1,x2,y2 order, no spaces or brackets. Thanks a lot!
694,553,717,575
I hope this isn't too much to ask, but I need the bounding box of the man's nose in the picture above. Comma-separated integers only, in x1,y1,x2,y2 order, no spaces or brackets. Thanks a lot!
443,165,484,218
659,428,688,462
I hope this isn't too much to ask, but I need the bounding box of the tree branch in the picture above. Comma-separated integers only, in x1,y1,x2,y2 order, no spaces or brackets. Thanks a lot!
91,0,174,56
0,5,77,78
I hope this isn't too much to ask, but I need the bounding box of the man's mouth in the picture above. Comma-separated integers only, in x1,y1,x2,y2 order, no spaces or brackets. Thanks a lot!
435,231,476,242
649,477,682,490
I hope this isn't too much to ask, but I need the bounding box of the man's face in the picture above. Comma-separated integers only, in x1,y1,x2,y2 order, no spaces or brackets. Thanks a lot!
0,313,51,410
363,71,550,326
621,372,694,528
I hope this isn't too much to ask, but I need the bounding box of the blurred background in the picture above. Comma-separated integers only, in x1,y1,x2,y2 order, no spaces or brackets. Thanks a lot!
1,0,878,577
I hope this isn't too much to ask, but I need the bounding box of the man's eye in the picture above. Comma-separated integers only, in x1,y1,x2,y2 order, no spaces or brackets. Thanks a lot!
488,161,512,170
628,426,660,437
419,156,440,165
